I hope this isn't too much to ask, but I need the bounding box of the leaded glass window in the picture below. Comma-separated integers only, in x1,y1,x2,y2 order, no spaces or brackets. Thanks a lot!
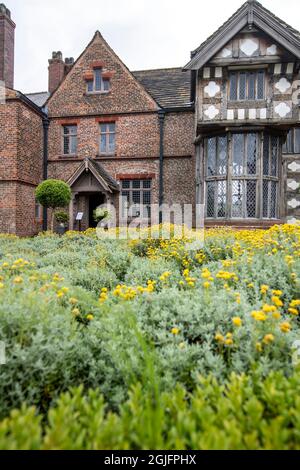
62,125,77,155
283,128,300,154
120,180,152,218
229,70,265,101
205,132,280,220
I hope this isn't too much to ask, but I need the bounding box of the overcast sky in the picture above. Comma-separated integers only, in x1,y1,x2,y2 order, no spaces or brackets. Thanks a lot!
6,0,300,93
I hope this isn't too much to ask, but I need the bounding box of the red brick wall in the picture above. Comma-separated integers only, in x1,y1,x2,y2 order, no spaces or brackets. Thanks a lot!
0,97,43,236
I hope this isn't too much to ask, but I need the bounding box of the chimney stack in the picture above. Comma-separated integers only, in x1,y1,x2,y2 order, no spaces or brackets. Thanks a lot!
48,52,74,93
0,3,16,89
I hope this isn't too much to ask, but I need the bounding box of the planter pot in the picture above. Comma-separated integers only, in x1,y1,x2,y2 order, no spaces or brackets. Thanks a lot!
56,224,67,235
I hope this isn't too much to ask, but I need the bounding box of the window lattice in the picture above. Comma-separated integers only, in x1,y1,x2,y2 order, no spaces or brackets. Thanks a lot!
63,125,77,155
121,179,152,218
229,70,265,101
205,132,280,220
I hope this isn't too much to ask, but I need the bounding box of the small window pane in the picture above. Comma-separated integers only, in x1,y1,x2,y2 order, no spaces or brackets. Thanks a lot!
263,180,269,218
108,133,115,153
95,69,102,91
217,181,226,218
207,137,216,176
143,191,151,205
271,136,278,177
87,80,93,92
247,133,257,175
239,72,247,100
294,128,300,153
109,123,115,133
122,180,130,189
230,73,237,100
232,134,244,176
132,180,141,189
217,136,227,175
246,181,256,218
232,180,244,218
257,71,265,99
103,79,110,91
100,134,106,153
263,135,270,176
206,182,215,218
248,72,255,100
143,180,151,189
132,191,141,204
270,181,277,218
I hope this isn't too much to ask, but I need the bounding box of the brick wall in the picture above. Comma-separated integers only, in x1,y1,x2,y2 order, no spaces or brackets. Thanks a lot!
0,6,15,89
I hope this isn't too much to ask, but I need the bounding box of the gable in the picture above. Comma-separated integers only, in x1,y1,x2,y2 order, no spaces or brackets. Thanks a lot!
47,32,158,117
184,0,300,70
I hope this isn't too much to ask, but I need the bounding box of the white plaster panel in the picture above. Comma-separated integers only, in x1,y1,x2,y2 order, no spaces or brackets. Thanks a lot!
288,161,300,172
274,102,292,118
204,105,220,120
215,67,222,78
287,217,300,225
288,198,300,209
203,67,210,79
249,109,256,120
260,108,267,119
287,180,300,191
274,64,282,75
240,38,259,56
227,109,234,120
275,77,292,94
238,109,245,120
286,63,294,74
267,44,277,55
220,47,232,58
204,81,220,98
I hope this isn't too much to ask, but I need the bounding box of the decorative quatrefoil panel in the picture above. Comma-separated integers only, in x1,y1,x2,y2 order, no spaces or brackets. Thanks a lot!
274,102,291,118
288,162,300,172
288,198,300,209
275,78,291,94
204,105,220,120
240,39,259,56
204,81,220,98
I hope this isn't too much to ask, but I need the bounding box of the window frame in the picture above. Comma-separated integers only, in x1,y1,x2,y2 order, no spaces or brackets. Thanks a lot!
99,122,116,155
228,69,266,102
120,179,152,219
282,127,300,154
86,68,111,94
204,131,281,221
62,124,78,156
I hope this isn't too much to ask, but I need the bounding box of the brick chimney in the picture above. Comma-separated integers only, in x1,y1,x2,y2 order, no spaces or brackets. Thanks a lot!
0,3,16,89
48,52,74,93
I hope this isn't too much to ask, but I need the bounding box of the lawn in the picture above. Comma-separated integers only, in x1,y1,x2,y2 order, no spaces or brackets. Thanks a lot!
0,224,300,450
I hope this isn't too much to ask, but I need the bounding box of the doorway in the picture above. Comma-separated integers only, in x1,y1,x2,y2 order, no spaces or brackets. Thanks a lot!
88,193,105,228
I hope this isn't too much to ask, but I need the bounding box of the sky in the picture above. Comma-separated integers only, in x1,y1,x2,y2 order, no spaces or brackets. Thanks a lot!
5,0,300,93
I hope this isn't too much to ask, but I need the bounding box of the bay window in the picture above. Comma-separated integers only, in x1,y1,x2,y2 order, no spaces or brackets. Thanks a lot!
205,132,280,220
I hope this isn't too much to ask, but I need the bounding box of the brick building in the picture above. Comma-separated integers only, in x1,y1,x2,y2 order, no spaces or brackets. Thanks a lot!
0,1,300,235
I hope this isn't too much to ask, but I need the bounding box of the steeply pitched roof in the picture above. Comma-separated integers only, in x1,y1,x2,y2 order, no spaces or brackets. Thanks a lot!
185,0,300,70
26,92,50,108
133,68,192,110
67,157,119,192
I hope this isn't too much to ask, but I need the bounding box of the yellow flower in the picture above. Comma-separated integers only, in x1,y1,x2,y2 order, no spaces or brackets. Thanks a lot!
280,322,291,333
272,296,283,308
272,290,283,297
272,311,281,320
179,342,186,350
256,342,263,352
251,310,267,321
290,299,300,308
101,287,108,293
13,276,23,284
263,334,275,345
260,285,269,295
72,308,80,317
247,283,254,289
171,327,180,335
288,307,299,316
0,283,4,289
203,282,211,289
69,298,78,305
232,317,242,327
215,333,224,343
262,304,277,313
225,338,233,346
87,314,94,321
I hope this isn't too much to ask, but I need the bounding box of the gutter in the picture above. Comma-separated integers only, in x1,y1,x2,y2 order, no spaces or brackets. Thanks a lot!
158,109,165,224
42,116,50,231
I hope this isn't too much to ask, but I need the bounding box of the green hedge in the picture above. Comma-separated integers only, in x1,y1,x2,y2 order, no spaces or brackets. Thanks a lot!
1,371,300,450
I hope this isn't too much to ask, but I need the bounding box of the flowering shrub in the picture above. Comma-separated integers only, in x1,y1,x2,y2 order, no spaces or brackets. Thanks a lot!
0,224,299,448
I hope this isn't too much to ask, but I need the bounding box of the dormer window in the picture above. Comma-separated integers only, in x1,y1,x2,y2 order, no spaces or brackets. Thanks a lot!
229,70,265,101
86,68,111,93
